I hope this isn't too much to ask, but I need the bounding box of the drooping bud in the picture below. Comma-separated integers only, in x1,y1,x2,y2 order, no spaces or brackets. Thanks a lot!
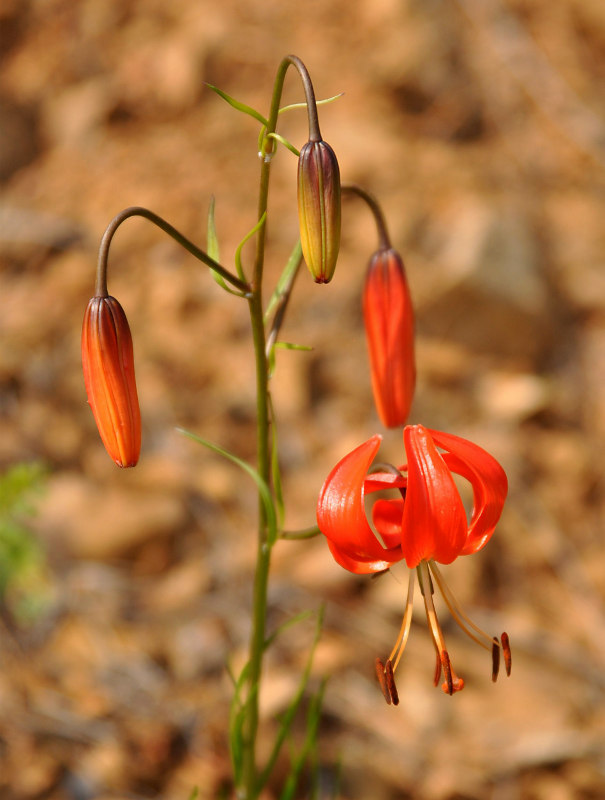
297,139,341,283
363,248,415,428
82,296,141,467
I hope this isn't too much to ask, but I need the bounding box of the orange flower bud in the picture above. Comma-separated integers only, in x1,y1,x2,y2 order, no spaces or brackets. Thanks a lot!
82,296,141,467
363,248,416,428
297,139,341,283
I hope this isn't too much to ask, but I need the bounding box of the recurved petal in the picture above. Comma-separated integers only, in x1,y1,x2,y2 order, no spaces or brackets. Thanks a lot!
429,429,508,555
317,435,403,572
327,539,398,575
82,296,141,467
400,425,467,567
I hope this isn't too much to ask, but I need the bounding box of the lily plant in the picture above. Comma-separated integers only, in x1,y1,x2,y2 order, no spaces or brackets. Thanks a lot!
81,54,510,799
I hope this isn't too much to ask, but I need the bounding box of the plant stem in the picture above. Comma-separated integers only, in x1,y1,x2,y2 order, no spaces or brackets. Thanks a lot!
240,56,292,800
342,184,391,251
96,206,250,297
241,55,320,799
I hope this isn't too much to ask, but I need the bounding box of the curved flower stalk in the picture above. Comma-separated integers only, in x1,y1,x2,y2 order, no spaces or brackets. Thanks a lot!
317,425,511,699
82,295,141,467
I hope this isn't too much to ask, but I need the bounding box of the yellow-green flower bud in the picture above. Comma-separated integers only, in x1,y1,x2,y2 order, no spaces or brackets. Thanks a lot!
297,139,341,283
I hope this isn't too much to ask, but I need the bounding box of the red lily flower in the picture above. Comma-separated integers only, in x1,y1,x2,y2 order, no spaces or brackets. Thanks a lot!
317,425,510,699
82,295,141,467
363,248,415,428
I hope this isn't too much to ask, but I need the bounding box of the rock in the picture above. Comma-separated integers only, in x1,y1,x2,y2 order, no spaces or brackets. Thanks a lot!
416,202,556,362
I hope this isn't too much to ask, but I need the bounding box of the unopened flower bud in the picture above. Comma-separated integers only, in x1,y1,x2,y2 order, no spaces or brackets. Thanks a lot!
363,248,415,427
82,295,141,467
297,139,341,283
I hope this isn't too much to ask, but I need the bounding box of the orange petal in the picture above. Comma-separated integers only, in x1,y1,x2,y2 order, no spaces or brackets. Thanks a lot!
317,435,403,573
363,248,415,427
400,425,467,567
82,296,141,467
429,429,508,555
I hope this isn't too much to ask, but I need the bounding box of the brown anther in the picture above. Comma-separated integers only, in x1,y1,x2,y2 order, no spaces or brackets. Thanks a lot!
440,651,464,694
501,632,512,676
375,658,391,705
440,651,454,695
433,651,442,687
384,659,399,706
491,638,501,682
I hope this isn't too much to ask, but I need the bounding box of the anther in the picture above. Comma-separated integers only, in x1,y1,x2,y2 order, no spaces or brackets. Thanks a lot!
441,651,454,695
385,659,399,706
375,658,391,705
433,651,442,688
491,638,500,682
501,632,512,676
440,651,465,695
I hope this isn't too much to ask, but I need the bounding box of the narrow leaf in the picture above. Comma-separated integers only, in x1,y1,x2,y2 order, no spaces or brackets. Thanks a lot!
264,240,303,322
266,132,300,157
207,196,220,262
278,93,345,116
274,342,313,352
206,83,268,126
235,212,267,282
279,681,326,800
257,606,325,793
177,427,277,544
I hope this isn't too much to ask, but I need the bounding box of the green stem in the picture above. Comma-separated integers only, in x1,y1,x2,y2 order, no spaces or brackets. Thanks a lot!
342,184,391,251
95,206,250,297
241,55,320,800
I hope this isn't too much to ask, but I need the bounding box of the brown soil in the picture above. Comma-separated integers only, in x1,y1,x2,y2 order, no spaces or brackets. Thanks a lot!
2,0,605,798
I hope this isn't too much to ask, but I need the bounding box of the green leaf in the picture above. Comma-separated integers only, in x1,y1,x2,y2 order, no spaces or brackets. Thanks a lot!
279,681,327,800
206,83,268,126
204,198,249,298
0,462,45,516
266,132,300,157
280,526,321,541
264,240,303,323
207,196,220,263
278,92,345,116
264,609,315,652
257,605,325,793
177,427,277,545
206,196,227,291
235,212,267,282
228,657,252,783
274,342,313,352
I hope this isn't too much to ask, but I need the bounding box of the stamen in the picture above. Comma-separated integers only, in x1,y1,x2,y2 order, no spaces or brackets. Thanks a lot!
441,651,454,695
389,570,415,671
440,651,465,695
501,632,512,676
418,561,464,694
375,657,391,705
433,651,442,687
492,638,500,682
428,561,498,651
385,659,399,706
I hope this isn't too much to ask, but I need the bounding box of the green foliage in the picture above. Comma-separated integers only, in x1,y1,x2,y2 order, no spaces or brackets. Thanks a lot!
0,462,50,623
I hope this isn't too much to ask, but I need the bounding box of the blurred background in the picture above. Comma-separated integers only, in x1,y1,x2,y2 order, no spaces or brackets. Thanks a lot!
1,0,605,797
